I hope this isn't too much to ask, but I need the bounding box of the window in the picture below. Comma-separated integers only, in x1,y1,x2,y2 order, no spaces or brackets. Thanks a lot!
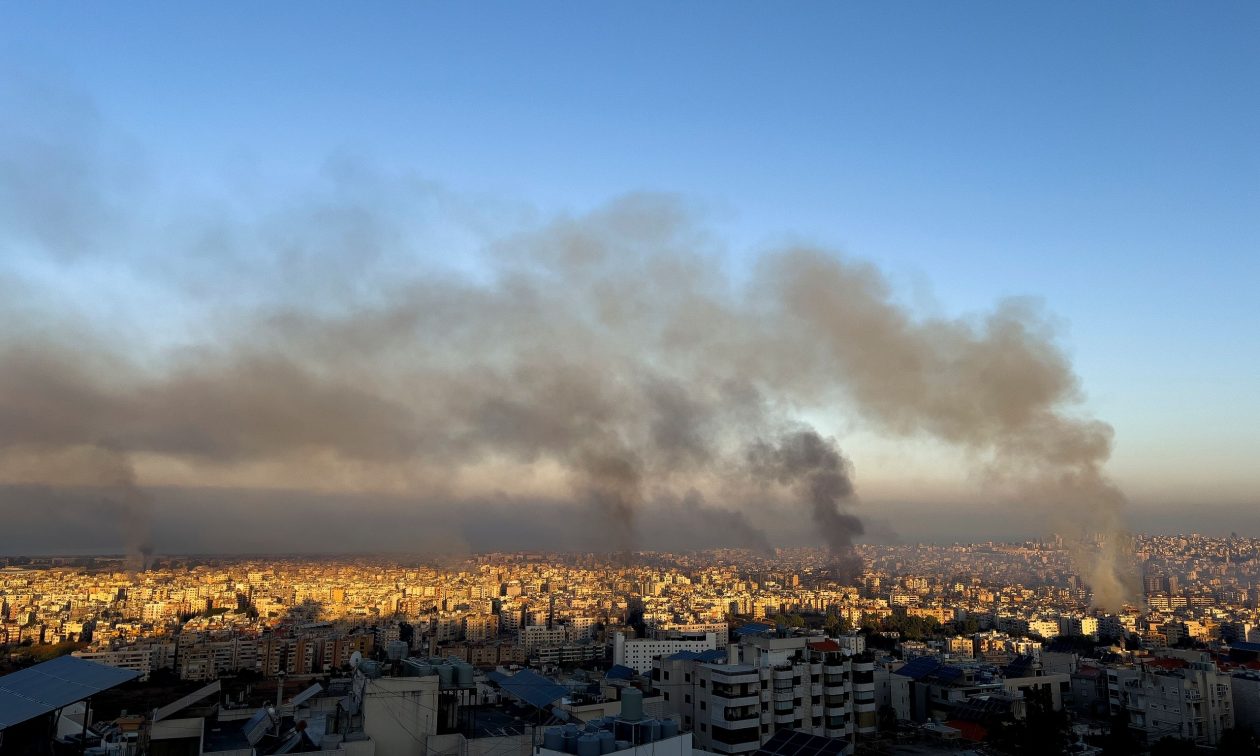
700,701,706,710
685,694,691,703
664,671,670,680
700,724,707,732
700,680,707,688
663,692,670,701
685,673,691,683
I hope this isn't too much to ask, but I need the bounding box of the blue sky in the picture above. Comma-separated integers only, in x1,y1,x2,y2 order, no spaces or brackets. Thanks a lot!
2,1,1258,515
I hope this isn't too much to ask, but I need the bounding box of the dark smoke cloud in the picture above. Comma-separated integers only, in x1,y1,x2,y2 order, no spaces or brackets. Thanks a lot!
0,88,1137,605
748,429,863,579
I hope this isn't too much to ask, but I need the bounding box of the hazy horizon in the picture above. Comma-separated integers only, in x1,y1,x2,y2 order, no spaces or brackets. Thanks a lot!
1,4,1257,580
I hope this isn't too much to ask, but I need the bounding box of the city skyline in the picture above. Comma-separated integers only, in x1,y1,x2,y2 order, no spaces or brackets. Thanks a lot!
1,2,1258,564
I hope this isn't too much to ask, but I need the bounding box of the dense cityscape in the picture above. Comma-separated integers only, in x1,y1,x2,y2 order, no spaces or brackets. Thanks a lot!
2,535,1259,754
4,3,1257,756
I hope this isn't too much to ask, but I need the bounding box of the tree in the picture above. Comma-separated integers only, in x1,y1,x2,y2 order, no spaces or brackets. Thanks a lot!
823,612,852,636
877,704,897,734
954,617,980,635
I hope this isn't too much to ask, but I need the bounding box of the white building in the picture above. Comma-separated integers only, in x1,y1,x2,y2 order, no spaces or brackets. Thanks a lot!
73,647,157,681
613,632,718,674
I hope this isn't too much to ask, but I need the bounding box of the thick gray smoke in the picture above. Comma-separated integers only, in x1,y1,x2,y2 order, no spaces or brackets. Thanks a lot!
748,429,863,579
675,489,776,557
0,102,1138,603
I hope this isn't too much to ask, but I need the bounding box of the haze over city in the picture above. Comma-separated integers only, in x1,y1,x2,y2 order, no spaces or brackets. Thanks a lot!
7,7,1260,756
1,2,1257,569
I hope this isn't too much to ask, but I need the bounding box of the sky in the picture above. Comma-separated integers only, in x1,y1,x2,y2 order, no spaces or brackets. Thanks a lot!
0,2,1258,554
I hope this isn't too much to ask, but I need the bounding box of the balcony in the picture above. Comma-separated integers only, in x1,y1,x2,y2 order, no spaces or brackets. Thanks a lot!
720,706,759,724
715,694,760,708
713,685,759,701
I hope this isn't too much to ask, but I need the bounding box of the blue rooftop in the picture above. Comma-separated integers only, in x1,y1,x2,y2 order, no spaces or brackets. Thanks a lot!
894,657,941,681
0,656,140,730
605,665,637,681
489,669,568,710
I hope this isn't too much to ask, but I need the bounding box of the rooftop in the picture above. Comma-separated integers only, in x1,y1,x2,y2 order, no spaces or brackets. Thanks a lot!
0,656,140,730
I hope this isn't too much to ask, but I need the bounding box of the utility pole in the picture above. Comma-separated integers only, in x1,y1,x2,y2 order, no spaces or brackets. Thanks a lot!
274,671,285,736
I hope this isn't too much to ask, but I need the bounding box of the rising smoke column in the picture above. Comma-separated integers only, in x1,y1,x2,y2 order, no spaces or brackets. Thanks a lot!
748,428,863,580
0,106,1139,602
761,250,1139,607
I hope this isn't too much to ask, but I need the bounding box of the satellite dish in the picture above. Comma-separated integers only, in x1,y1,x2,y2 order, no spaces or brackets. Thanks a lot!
350,651,363,669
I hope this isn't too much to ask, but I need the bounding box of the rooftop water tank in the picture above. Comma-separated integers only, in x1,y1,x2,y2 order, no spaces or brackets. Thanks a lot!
456,662,474,687
598,730,616,754
436,664,454,687
620,687,643,722
615,741,631,752
562,727,580,754
660,719,679,739
543,728,565,751
386,640,409,661
577,734,601,756
640,719,661,744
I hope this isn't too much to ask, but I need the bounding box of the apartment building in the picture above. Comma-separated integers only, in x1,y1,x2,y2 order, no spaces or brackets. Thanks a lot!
1116,658,1234,746
653,634,867,756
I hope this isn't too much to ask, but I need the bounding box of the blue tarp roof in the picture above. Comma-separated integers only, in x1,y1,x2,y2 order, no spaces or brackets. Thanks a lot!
1231,641,1260,653
489,669,568,710
0,655,140,730
733,623,772,637
894,657,941,681
605,665,637,681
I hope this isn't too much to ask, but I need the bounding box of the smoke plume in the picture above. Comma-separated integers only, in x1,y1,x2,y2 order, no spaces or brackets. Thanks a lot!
0,97,1138,604
748,429,863,579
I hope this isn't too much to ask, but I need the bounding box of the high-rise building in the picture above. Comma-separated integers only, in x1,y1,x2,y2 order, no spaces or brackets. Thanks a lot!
652,633,867,755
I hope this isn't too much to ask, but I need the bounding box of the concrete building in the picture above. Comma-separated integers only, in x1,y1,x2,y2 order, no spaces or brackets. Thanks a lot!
1231,671,1260,736
1117,658,1234,746
73,646,160,681
613,631,719,675
653,634,865,755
